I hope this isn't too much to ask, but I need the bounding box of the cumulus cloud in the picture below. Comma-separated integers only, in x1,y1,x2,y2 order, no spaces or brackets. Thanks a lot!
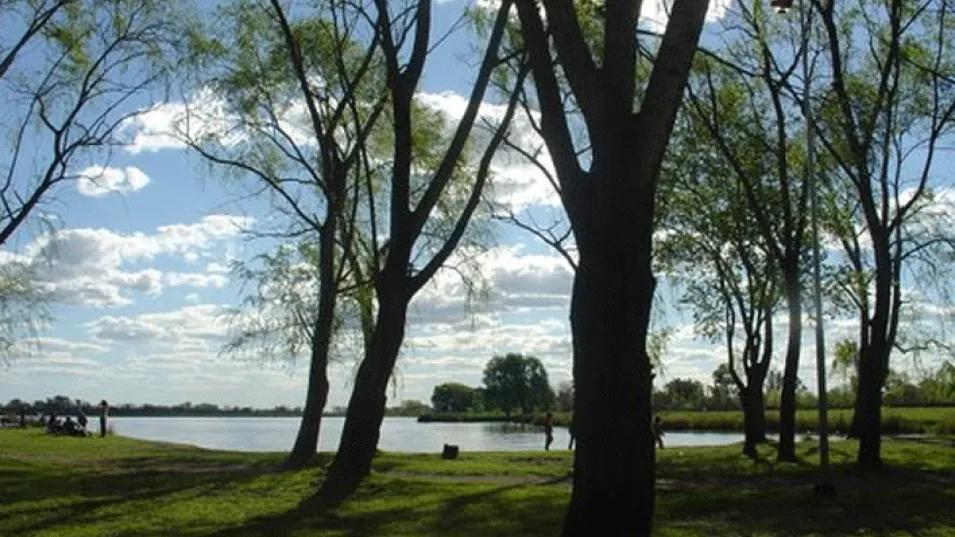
119,89,245,154
6,215,252,307
165,272,229,289
76,166,151,197
409,244,573,327
415,91,560,211
86,304,230,348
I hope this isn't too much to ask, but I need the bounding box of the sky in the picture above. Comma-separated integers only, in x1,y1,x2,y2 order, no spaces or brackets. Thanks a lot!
2,0,951,410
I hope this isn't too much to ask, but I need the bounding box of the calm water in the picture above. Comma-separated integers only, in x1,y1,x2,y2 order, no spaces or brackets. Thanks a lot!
97,417,747,453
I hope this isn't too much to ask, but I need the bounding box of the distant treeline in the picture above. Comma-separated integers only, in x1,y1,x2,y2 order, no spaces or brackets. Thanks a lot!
3,396,431,418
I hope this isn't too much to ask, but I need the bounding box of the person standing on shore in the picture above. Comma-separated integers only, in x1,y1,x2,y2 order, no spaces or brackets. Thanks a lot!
568,414,576,450
652,415,665,449
98,400,109,438
543,412,554,451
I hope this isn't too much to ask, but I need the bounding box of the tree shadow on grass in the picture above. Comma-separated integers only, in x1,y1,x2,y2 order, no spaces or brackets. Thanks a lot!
0,456,285,536
203,478,567,537
658,466,955,536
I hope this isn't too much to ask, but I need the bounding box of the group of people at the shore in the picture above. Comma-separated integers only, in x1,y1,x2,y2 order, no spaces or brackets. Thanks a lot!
541,412,666,451
40,400,110,438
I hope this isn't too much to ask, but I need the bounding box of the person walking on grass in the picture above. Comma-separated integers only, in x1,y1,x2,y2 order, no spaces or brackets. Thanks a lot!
543,411,554,451
98,400,109,438
568,414,576,450
652,415,665,449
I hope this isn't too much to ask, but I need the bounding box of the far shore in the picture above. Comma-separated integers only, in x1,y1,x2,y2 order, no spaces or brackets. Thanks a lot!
417,407,955,435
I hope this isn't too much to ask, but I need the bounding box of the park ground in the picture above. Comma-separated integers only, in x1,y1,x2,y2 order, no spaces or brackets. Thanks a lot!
1,428,954,536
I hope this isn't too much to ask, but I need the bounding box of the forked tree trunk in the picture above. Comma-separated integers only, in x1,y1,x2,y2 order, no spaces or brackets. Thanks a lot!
777,270,801,461
741,385,767,458
561,168,657,537
319,286,409,505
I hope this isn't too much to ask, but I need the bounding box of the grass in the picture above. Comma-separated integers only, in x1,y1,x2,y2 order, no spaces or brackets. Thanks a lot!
422,407,955,434
1,428,954,536
659,406,955,434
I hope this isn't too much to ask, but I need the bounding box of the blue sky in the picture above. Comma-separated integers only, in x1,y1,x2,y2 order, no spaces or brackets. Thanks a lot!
3,0,952,410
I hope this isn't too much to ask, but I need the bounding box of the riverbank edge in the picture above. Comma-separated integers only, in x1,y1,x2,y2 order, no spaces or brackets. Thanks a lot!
418,407,955,434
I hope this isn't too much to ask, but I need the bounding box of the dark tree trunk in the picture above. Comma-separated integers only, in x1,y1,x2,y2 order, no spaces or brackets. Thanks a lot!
777,269,801,461
319,287,409,505
741,386,767,458
561,166,656,537
855,344,885,469
285,343,331,469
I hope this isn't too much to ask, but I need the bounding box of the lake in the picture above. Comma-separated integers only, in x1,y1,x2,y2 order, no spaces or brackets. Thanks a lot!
97,417,749,453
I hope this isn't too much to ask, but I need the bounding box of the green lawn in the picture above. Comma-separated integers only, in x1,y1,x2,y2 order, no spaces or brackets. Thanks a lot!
1,428,954,536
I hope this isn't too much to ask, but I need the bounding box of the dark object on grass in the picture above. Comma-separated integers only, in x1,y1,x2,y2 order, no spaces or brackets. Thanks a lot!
98,400,109,438
441,444,459,460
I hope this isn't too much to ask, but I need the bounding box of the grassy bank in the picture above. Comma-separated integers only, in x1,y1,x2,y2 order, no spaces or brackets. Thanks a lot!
420,407,955,434
1,428,954,536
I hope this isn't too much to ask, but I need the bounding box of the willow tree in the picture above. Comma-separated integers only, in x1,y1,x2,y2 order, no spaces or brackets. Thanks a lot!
317,0,525,504
659,103,781,458
0,0,182,362
807,0,955,468
177,0,386,468
508,0,709,534
680,1,812,461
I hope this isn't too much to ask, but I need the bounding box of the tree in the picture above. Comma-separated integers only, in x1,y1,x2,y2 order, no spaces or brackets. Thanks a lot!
676,1,814,461
807,0,955,468
556,381,575,412
430,383,477,413
709,363,738,410
0,0,182,363
662,378,706,410
482,353,554,414
178,0,384,469
659,84,781,456
508,1,710,533
317,0,525,505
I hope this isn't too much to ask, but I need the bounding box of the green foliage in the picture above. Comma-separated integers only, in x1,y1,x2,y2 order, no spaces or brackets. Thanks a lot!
554,381,574,412
482,353,555,415
430,383,478,413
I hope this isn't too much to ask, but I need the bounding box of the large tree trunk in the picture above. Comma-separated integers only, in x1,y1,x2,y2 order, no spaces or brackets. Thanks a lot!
855,344,885,469
561,167,656,537
777,269,801,461
285,343,331,469
318,288,408,505
741,385,767,458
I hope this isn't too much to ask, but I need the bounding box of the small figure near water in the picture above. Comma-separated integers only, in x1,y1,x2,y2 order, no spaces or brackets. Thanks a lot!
77,409,89,434
652,415,665,449
567,414,576,450
98,400,109,438
543,411,554,451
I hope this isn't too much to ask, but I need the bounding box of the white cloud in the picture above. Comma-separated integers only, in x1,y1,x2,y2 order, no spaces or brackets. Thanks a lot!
5,215,252,307
415,91,560,211
205,262,230,274
166,272,229,289
640,0,733,30
76,166,151,197
409,244,573,327
119,89,245,154
86,304,230,349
